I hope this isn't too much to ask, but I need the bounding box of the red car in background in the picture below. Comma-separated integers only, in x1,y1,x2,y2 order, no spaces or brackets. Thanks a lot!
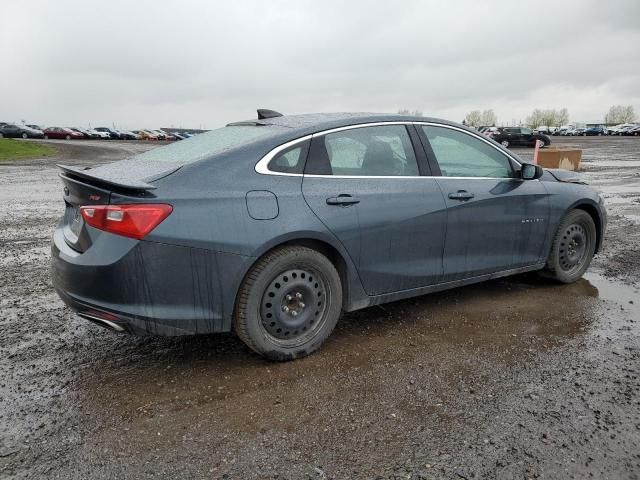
43,127,84,140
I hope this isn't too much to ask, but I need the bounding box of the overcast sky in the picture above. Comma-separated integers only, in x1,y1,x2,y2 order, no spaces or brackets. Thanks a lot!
1,0,639,130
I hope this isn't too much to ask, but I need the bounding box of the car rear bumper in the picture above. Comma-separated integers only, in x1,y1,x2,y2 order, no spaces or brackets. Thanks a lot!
51,225,253,336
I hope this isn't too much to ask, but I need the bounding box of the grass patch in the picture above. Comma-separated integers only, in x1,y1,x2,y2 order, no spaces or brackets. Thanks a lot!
0,139,57,161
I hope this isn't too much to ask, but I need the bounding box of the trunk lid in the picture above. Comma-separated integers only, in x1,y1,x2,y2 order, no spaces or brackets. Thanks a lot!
58,160,178,252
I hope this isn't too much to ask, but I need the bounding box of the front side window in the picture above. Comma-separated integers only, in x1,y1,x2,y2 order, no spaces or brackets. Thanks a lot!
313,125,419,176
422,126,514,178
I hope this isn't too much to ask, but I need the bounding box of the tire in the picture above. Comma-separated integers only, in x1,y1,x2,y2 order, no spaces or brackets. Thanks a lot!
44,135,49,139
65,135,71,140
543,209,597,283
234,246,342,361
501,140,509,148
22,132,28,139
583,133,586,136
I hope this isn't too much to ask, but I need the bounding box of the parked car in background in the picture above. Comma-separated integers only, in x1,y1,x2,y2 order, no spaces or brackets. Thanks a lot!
607,123,635,135
86,129,110,140
572,128,586,136
0,124,45,139
482,126,499,137
51,111,606,360
615,125,637,136
94,127,122,140
132,130,159,140
150,130,168,140
115,130,138,140
26,124,44,131
123,131,141,140
624,125,640,136
491,127,551,148
43,127,84,140
69,128,93,139
156,130,176,141
584,126,607,136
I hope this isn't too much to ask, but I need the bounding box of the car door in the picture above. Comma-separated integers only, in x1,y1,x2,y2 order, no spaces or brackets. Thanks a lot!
418,124,550,282
520,127,536,146
302,123,447,295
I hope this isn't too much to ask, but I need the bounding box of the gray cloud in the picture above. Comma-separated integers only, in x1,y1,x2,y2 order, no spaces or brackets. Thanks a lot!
1,0,639,129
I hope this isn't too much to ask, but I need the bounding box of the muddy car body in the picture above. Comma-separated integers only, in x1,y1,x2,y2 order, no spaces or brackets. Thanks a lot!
51,112,606,360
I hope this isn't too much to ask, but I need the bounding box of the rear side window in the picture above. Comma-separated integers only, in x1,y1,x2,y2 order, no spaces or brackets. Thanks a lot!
267,141,309,174
308,125,419,176
130,126,278,164
422,126,514,178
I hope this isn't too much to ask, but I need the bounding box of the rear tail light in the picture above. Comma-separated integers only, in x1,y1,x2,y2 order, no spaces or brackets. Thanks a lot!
80,204,172,239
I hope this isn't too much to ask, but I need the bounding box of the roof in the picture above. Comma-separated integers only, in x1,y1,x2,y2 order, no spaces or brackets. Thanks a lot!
229,112,451,137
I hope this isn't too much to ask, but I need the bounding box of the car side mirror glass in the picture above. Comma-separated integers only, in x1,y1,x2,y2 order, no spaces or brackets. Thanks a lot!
520,163,543,180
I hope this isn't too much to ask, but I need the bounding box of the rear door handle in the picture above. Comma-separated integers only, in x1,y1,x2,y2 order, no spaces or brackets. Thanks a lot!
448,190,475,200
326,194,360,206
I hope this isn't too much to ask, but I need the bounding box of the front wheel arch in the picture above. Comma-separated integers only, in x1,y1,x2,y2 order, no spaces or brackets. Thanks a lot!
572,203,603,254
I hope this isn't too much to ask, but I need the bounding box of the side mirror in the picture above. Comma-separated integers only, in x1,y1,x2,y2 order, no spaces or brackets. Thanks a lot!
520,163,543,180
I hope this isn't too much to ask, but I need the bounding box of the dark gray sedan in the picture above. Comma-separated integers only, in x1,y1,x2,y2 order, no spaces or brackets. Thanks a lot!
51,111,606,360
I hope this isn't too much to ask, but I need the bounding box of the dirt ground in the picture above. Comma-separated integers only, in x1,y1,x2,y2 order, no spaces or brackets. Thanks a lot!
1,137,639,479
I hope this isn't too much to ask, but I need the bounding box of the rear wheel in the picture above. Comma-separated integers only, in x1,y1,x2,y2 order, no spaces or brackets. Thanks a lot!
501,140,509,148
234,246,342,361
543,209,596,283
44,135,49,139
65,135,71,140
21,132,28,139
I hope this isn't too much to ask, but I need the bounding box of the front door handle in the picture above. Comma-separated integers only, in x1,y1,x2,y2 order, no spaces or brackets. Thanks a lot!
448,190,475,200
326,194,360,206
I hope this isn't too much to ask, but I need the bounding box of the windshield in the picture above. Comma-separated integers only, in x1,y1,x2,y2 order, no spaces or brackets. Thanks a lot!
130,126,279,164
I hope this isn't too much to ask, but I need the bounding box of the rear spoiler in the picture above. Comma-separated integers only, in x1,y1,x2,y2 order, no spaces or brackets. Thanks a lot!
57,164,158,191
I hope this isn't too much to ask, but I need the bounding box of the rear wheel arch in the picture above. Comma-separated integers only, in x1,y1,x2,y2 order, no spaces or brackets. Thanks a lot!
243,237,357,312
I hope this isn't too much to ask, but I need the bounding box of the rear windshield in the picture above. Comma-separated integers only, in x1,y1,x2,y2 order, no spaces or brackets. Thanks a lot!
130,126,277,164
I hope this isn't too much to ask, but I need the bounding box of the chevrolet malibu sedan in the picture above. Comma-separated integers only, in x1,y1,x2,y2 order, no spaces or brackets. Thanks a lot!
51,111,606,360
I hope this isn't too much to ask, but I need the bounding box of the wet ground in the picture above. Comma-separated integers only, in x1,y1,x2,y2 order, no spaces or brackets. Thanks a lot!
1,137,639,479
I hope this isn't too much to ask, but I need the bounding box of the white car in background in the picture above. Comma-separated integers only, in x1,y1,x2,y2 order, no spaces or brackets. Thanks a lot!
89,129,111,140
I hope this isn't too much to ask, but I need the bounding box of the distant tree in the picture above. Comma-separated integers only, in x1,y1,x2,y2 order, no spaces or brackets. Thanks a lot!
604,105,636,125
397,109,423,117
526,108,569,128
526,109,544,129
479,109,497,126
558,108,569,126
464,110,482,127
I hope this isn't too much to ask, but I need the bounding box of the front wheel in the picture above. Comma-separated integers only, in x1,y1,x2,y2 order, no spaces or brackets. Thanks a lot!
543,209,597,283
22,132,28,139
44,135,49,139
234,246,342,361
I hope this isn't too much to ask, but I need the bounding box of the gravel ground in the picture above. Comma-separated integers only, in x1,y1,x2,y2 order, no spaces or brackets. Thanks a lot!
1,137,639,479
